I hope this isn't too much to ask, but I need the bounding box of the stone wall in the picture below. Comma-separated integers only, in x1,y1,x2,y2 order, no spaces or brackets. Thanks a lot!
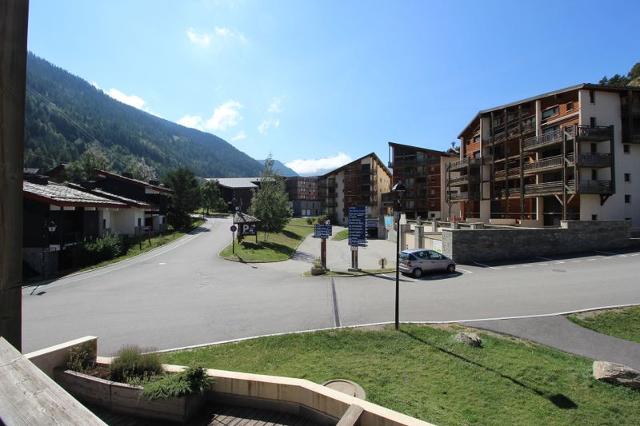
442,220,631,263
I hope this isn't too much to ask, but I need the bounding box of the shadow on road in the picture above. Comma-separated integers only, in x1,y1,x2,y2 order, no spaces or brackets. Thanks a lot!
400,329,578,410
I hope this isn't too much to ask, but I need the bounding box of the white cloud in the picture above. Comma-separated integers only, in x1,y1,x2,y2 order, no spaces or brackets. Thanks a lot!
230,131,247,141
177,115,204,130
107,88,146,110
267,97,283,114
286,152,352,175
206,100,243,131
186,28,212,47
186,26,247,47
258,118,280,135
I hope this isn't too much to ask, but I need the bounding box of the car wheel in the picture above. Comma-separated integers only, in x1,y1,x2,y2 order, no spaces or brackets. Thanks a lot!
413,268,423,278
447,264,456,273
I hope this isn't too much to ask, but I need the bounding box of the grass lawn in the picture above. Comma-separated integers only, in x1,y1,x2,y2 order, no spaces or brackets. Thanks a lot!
80,218,205,271
160,325,640,426
567,306,640,344
332,229,349,241
219,218,314,262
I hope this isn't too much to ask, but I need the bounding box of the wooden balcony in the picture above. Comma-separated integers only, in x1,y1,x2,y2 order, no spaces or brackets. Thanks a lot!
576,153,612,168
495,187,522,198
494,167,521,181
579,180,613,194
524,180,575,197
448,157,481,171
523,153,573,175
576,125,612,142
449,191,480,201
523,127,574,151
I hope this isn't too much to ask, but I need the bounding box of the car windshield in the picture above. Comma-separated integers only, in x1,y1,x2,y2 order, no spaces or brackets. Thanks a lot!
399,252,417,261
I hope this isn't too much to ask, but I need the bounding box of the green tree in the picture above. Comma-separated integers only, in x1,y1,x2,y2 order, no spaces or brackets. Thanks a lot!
249,156,292,240
66,141,110,181
124,157,157,182
164,167,200,230
201,180,226,214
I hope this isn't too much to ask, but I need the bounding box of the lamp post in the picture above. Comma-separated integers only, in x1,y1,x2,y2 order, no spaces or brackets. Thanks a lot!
392,181,406,330
38,220,56,287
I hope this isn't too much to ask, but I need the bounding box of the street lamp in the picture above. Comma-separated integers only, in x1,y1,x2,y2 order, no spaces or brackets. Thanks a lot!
392,181,406,330
40,220,57,281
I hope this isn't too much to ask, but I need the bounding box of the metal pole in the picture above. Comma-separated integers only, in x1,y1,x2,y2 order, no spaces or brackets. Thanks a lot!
395,204,400,330
232,231,235,254
0,0,29,351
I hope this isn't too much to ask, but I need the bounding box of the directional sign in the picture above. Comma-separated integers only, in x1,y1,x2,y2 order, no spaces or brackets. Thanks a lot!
238,223,257,236
230,225,237,232
314,223,332,239
348,206,367,247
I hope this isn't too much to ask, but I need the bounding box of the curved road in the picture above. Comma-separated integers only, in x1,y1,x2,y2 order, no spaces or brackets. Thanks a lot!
23,217,640,354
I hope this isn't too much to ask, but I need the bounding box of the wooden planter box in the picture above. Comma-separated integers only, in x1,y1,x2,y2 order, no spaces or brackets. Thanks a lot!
55,369,206,423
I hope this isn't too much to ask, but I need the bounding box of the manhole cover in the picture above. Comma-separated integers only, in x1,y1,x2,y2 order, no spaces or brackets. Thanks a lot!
322,379,366,399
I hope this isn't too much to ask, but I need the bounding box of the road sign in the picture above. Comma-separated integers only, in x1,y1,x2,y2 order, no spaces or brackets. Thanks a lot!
239,223,257,236
230,225,237,232
348,206,367,247
313,223,332,239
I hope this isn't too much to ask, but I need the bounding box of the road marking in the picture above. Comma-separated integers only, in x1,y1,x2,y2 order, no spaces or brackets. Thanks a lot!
330,278,341,327
554,261,566,264
587,258,598,261
507,266,516,269
473,261,500,270
155,302,640,354
631,253,640,257
457,268,473,274
158,262,166,266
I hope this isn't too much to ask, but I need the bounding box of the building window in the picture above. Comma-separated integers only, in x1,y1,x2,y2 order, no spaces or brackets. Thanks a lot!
624,144,630,154
592,214,598,221
542,106,559,120
624,173,631,182
591,169,597,180
590,143,597,153
590,117,596,128
567,102,574,111
625,194,631,204
589,90,595,104
137,218,142,227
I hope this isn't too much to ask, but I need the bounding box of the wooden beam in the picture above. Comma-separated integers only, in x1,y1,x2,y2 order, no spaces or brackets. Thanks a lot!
0,0,29,351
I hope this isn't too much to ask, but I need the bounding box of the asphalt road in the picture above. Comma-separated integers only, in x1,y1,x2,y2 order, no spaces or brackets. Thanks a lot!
22,217,640,354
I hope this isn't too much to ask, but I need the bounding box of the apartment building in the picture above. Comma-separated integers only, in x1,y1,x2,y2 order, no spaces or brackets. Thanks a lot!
388,142,458,220
318,153,392,229
448,84,640,227
285,176,321,217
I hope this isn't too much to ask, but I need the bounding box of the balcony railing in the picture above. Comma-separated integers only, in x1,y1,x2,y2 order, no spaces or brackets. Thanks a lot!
447,175,468,186
523,127,575,151
496,187,521,198
494,167,521,179
448,158,469,171
579,180,613,194
524,180,575,196
576,125,612,142
449,191,480,201
523,153,574,174
576,153,612,168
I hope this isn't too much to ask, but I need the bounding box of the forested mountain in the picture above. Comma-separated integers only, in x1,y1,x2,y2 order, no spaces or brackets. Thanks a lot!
258,159,298,177
24,53,264,178
599,62,640,87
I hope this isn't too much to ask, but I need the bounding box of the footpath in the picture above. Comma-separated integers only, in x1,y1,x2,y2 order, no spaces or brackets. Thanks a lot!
466,315,640,371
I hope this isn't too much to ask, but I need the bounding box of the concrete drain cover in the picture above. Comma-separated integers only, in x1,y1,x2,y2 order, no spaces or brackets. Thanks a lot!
322,379,366,399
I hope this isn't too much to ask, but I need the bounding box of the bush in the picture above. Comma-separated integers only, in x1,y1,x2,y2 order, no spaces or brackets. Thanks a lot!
110,345,163,383
66,342,96,373
143,366,213,400
78,233,124,265
306,217,314,225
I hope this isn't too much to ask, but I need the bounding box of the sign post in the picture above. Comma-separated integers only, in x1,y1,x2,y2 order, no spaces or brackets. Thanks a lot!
230,225,237,254
313,222,332,269
348,206,367,271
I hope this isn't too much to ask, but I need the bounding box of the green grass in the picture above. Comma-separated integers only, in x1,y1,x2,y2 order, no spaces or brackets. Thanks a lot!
332,229,349,241
80,218,205,271
220,218,315,263
567,306,640,344
160,325,640,426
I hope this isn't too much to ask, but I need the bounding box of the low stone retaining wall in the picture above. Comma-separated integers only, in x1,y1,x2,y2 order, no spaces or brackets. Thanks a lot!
26,337,433,426
442,220,631,263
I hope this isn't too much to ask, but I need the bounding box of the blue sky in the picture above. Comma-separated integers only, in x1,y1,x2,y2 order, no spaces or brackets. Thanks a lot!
28,0,639,175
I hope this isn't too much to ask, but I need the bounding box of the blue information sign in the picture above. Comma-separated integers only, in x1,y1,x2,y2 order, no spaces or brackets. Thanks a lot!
313,223,332,239
348,206,367,247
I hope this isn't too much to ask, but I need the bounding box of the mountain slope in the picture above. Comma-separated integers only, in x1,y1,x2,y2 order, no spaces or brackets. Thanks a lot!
24,53,263,177
258,159,298,177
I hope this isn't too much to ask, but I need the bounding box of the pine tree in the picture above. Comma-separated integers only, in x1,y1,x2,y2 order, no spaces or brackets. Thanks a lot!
249,156,292,240
201,180,226,214
164,168,200,230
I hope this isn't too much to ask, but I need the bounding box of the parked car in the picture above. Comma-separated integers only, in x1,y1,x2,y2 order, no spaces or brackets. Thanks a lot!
399,249,456,278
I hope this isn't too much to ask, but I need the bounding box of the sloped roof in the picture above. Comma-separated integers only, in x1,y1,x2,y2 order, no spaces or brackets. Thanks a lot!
23,181,127,208
95,169,173,194
207,177,275,189
66,183,150,208
233,212,260,223
320,152,392,178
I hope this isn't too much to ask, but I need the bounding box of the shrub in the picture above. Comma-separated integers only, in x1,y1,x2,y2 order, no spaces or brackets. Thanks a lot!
66,342,96,373
78,233,124,265
306,217,314,225
143,366,213,400
110,345,163,383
